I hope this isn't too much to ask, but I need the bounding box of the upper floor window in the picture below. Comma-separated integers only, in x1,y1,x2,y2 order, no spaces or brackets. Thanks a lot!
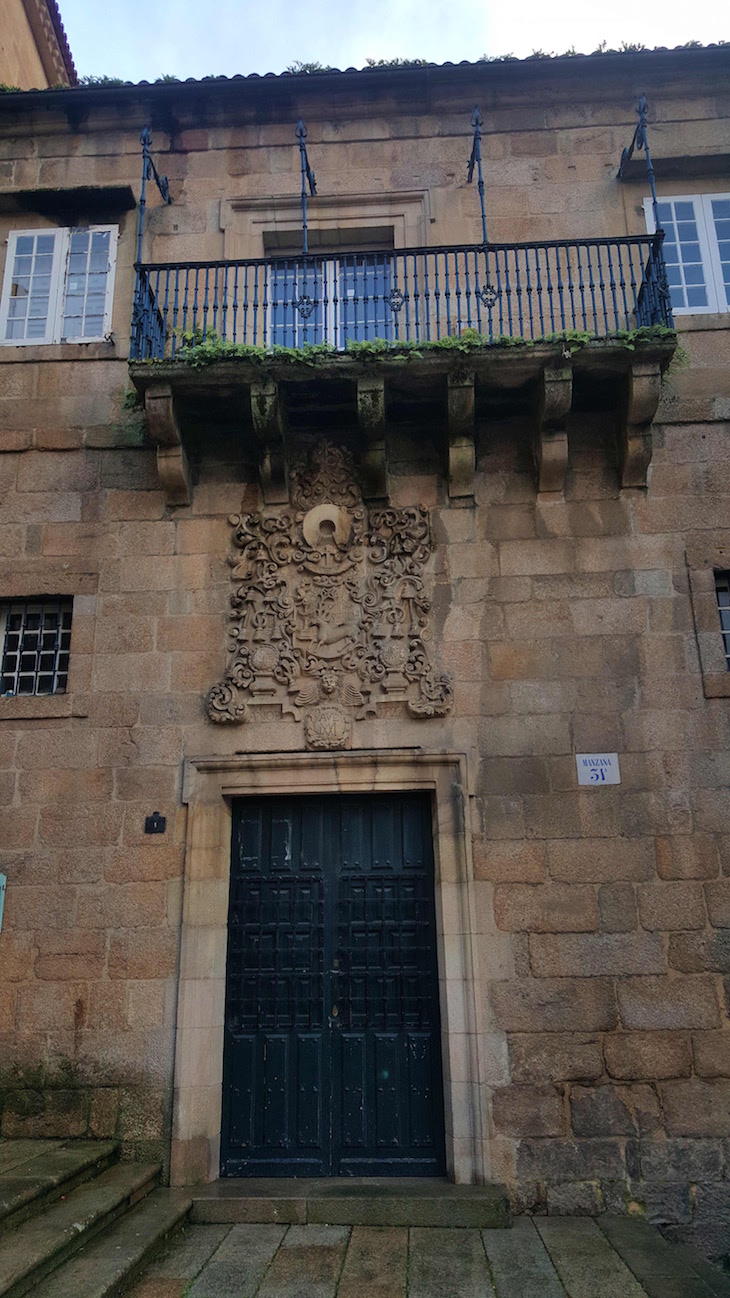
0,598,73,697
645,194,730,315
716,572,730,672
0,225,118,345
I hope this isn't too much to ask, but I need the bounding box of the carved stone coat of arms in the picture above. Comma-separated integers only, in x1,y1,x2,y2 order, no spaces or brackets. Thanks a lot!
206,441,452,748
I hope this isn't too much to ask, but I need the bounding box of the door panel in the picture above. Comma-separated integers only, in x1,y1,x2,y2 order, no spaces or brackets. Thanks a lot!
221,793,445,1177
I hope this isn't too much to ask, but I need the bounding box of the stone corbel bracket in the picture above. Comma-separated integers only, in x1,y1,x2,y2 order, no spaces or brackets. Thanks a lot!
535,362,572,493
447,368,475,503
620,359,662,488
144,383,192,507
251,380,288,505
357,376,389,500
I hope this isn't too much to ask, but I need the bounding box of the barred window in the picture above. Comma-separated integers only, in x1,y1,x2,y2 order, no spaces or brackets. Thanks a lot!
0,599,73,697
717,573,730,672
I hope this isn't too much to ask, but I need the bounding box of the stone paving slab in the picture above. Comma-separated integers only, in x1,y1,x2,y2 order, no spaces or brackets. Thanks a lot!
483,1216,565,1298
126,1216,730,1298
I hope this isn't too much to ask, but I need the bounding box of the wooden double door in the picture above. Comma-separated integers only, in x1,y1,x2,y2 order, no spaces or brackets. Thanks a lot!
221,793,446,1177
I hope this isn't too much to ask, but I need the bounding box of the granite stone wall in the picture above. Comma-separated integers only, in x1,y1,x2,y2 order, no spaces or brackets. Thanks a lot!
0,53,729,1255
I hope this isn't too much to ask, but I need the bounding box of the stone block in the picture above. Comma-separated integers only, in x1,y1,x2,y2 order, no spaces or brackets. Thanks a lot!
546,1181,603,1216
705,880,730,927
1,1088,89,1139
89,1088,120,1138
473,840,545,883
637,883,707,931
516,1138,626,1183
529,933,665,977
637,1137,723,1183
598,883,638,932
34,930,106,980
617,976,721,1030
604,1032,692,1081
669,933,730,973
491,977,618,1032
692,1032,730,1079
662,1081,730,1138
108,930,179,980
494,883,598,932
570,1085,637,1137
492,1084,565,1137
547,838,654,882
508,1033,603,1084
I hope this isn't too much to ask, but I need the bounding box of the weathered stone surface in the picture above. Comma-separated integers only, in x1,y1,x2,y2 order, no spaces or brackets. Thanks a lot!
669,934,730,974
692,1032,730,1079
662,1081,730,1138
617,977,721,1030
492,1084,565,1137
604,1032,692,1081
508,1033,603,1084
494,884,598,932
491,978,618,1032
529,933,665,977
637,883,707,931
570,1085,638,1137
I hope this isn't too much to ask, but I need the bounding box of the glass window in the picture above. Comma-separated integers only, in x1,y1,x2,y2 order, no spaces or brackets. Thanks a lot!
716,572,730,672
646,195,730,315
268,254,392,348
1,226,117,345
0,598,73,697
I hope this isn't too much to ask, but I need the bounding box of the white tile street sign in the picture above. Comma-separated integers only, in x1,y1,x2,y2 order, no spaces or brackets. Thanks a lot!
576,753,621,786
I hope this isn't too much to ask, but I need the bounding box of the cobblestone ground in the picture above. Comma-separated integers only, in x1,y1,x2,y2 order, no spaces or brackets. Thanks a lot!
127,1216,730,1298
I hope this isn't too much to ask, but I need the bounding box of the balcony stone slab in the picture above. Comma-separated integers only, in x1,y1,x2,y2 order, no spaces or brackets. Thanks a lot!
131,336,676,501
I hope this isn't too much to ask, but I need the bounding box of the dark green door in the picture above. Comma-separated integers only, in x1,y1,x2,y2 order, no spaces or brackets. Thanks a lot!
221,793,446,1177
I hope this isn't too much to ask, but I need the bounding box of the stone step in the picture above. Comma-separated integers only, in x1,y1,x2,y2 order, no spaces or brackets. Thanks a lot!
27,1189,192,1298
0,1142,120,1235
189,1178,511,1229
0,1162,160,1298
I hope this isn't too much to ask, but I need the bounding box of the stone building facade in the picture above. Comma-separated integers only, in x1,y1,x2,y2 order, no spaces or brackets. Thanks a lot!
0,44,729,1255
0,0,76,91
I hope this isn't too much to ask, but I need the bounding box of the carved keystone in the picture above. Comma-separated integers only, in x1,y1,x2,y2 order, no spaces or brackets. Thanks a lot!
357,376,388,500
620,359,662,488
251,381,288,504
535,363,572,494
144,383,191,507
447,369,475,502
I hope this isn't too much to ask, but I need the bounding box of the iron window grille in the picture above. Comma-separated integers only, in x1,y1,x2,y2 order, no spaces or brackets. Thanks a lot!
716,572,730,671
0,598,73,697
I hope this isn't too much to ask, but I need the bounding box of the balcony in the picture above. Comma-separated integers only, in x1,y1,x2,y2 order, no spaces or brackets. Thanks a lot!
128,234,676,510
130,234,672,361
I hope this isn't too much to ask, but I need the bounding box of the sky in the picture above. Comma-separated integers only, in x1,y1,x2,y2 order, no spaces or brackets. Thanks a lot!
59,0,727,83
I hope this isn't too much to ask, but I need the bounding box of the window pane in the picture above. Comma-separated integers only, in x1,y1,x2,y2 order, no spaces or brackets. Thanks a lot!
60,227,112,342
711,200,730,220
655,199,709,313
686,286,708,307
3,232,58,342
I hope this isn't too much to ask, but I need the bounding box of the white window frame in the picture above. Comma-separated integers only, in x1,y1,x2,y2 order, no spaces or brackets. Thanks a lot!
644,193,730,316
0,225,118,346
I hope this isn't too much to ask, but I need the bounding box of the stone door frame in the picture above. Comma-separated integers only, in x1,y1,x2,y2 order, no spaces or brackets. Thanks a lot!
171,749,488,1186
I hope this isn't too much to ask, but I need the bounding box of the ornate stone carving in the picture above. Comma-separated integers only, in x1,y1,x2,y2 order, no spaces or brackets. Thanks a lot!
206,440,453,743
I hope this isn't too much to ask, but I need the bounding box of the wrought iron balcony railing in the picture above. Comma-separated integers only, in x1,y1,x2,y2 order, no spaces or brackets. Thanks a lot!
130,234,672,363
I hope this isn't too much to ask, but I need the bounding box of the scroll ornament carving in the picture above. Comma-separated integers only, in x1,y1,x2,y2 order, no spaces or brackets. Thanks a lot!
206,441,453,745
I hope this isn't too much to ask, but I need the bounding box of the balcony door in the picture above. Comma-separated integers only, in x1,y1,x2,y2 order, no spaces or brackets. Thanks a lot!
221,792,446,1177
268,253,392,349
